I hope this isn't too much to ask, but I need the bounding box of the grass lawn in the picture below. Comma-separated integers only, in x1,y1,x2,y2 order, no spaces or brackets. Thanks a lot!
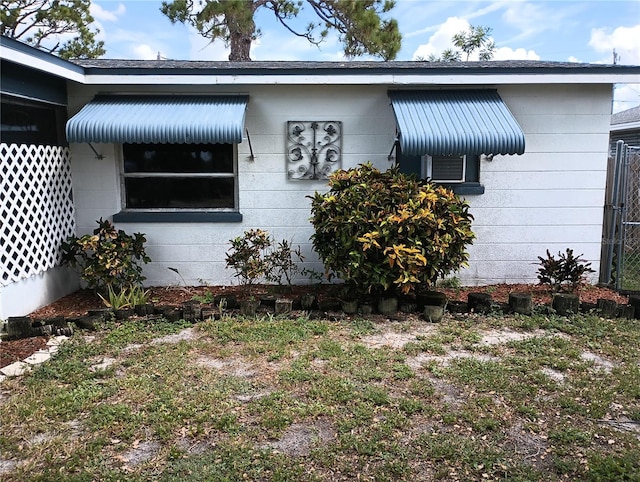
1,310,639,481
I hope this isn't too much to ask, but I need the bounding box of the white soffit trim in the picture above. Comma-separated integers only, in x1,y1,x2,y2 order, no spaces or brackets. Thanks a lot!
0,44,85,83
611,121,640,131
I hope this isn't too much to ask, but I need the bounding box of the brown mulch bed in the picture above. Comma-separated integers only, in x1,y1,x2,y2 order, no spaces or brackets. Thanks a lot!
439,283,629,306
27,283,629,321
0,284,629,371
0,336,49,370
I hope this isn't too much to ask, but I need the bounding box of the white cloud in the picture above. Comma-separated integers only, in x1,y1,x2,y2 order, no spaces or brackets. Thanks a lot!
493,47,540,61
403,1,506,40
567,56,581,63
132,44,158,60
589,24,640,65
502,2,550,37
90,2,125,23
411,17,470,60
252,30,345,61
411,16,540,62
102,27,178,59
188,29,229,61
499,1,584,46
613,83,640,114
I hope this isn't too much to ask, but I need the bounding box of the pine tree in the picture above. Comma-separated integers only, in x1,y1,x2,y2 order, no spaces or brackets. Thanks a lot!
1,0,105,59
161,0,401,61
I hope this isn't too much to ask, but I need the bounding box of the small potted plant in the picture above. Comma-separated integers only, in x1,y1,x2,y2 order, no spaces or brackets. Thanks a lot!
340,283,360,314
130,285,153,316
98,285,134,320
537,248,595,315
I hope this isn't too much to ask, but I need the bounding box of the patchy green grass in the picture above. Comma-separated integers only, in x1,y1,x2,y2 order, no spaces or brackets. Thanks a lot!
1,311,639,481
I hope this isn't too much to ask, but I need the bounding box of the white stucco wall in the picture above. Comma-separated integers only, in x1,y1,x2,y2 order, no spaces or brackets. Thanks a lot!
0,267,79,319
67,82,612,288
461,84,612,285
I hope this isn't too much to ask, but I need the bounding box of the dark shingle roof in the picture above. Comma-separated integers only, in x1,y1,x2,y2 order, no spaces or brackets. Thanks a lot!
71,58,639,76
612,105,640,125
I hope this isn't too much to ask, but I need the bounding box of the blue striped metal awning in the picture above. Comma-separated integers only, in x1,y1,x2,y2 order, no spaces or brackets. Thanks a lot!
388,90,525,156
66,95,249,144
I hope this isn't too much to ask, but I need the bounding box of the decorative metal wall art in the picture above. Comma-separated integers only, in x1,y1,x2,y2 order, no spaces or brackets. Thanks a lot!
287,121,342,180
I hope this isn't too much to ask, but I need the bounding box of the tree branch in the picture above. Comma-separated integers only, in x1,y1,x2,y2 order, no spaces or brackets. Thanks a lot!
265,0,321,44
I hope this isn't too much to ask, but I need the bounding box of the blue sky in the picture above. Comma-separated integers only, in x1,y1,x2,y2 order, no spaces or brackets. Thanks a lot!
87,0,640,111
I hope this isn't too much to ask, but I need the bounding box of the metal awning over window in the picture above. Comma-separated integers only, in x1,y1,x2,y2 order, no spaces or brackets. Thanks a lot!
66,95,249,144
388,90,525,156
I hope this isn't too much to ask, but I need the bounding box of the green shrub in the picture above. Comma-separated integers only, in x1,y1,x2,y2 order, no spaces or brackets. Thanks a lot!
61,218,151,294
225,229,272,295
265,239,304,287
225,229,304,295
309,163,475,297
537,248,595,293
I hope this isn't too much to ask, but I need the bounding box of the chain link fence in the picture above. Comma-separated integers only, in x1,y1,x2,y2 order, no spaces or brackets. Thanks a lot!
600,141,640,292
618,145,640,291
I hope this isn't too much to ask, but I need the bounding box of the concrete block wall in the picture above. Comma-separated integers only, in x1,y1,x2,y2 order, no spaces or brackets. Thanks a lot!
66,82,613,288
462,84,612,284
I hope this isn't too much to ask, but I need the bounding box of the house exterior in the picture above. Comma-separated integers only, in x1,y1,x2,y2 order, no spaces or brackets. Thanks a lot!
610,105,640,153
2,35,640,318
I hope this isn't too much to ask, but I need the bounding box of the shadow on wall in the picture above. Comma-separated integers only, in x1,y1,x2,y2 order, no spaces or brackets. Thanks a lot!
0,266,80,318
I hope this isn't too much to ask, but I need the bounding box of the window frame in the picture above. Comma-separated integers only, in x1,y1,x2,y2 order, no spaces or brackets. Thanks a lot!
423,154,467,183
113,142,242,223
396,143,485,195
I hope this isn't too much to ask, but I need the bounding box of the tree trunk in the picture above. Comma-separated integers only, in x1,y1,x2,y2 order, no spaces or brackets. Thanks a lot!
228,33,252,61
227,8,255,61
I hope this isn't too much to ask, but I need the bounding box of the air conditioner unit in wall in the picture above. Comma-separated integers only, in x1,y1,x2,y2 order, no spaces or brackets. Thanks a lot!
424,155,466,183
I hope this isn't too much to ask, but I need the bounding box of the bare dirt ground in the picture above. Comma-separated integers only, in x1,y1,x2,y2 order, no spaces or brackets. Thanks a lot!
0,283,629,370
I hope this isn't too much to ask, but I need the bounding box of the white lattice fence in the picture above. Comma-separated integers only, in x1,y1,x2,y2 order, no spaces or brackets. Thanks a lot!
1,143,75,286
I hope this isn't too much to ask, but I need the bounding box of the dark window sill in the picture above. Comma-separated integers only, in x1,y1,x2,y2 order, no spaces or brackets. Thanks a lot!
113,211,243,223
438,182,485,195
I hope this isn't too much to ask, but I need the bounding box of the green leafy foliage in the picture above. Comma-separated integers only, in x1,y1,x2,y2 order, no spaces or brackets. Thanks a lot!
97,284,131,310
309,163,475,297
161,0,401,61
422,24,495,62
536,248,595,293
225,229,272,294
225,229,304,294
61,218,151,294
1,0,105,58
265,238,304,287
451,25,495,61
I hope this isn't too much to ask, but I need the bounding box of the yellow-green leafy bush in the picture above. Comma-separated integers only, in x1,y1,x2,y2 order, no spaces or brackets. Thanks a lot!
309,163,475,297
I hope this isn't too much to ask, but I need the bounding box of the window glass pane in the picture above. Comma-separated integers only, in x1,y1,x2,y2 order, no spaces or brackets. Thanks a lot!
123,143,234,173
431,155,465,181
125,177,235,209
1,99,62,146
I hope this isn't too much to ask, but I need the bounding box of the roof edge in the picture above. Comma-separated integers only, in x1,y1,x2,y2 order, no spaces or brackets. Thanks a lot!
0,35,84,81
72,59,640,77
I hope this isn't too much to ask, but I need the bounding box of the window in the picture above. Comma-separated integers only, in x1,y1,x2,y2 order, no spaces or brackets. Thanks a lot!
121,143,237,210
397,147,484,195
1,96,66,146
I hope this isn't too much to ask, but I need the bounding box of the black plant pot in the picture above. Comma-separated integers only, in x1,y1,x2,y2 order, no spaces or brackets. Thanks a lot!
239,299,261,317
377,297,398,315
114,308,134,320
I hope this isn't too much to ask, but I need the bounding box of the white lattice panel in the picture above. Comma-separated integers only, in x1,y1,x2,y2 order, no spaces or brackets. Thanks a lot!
1,143,75,286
